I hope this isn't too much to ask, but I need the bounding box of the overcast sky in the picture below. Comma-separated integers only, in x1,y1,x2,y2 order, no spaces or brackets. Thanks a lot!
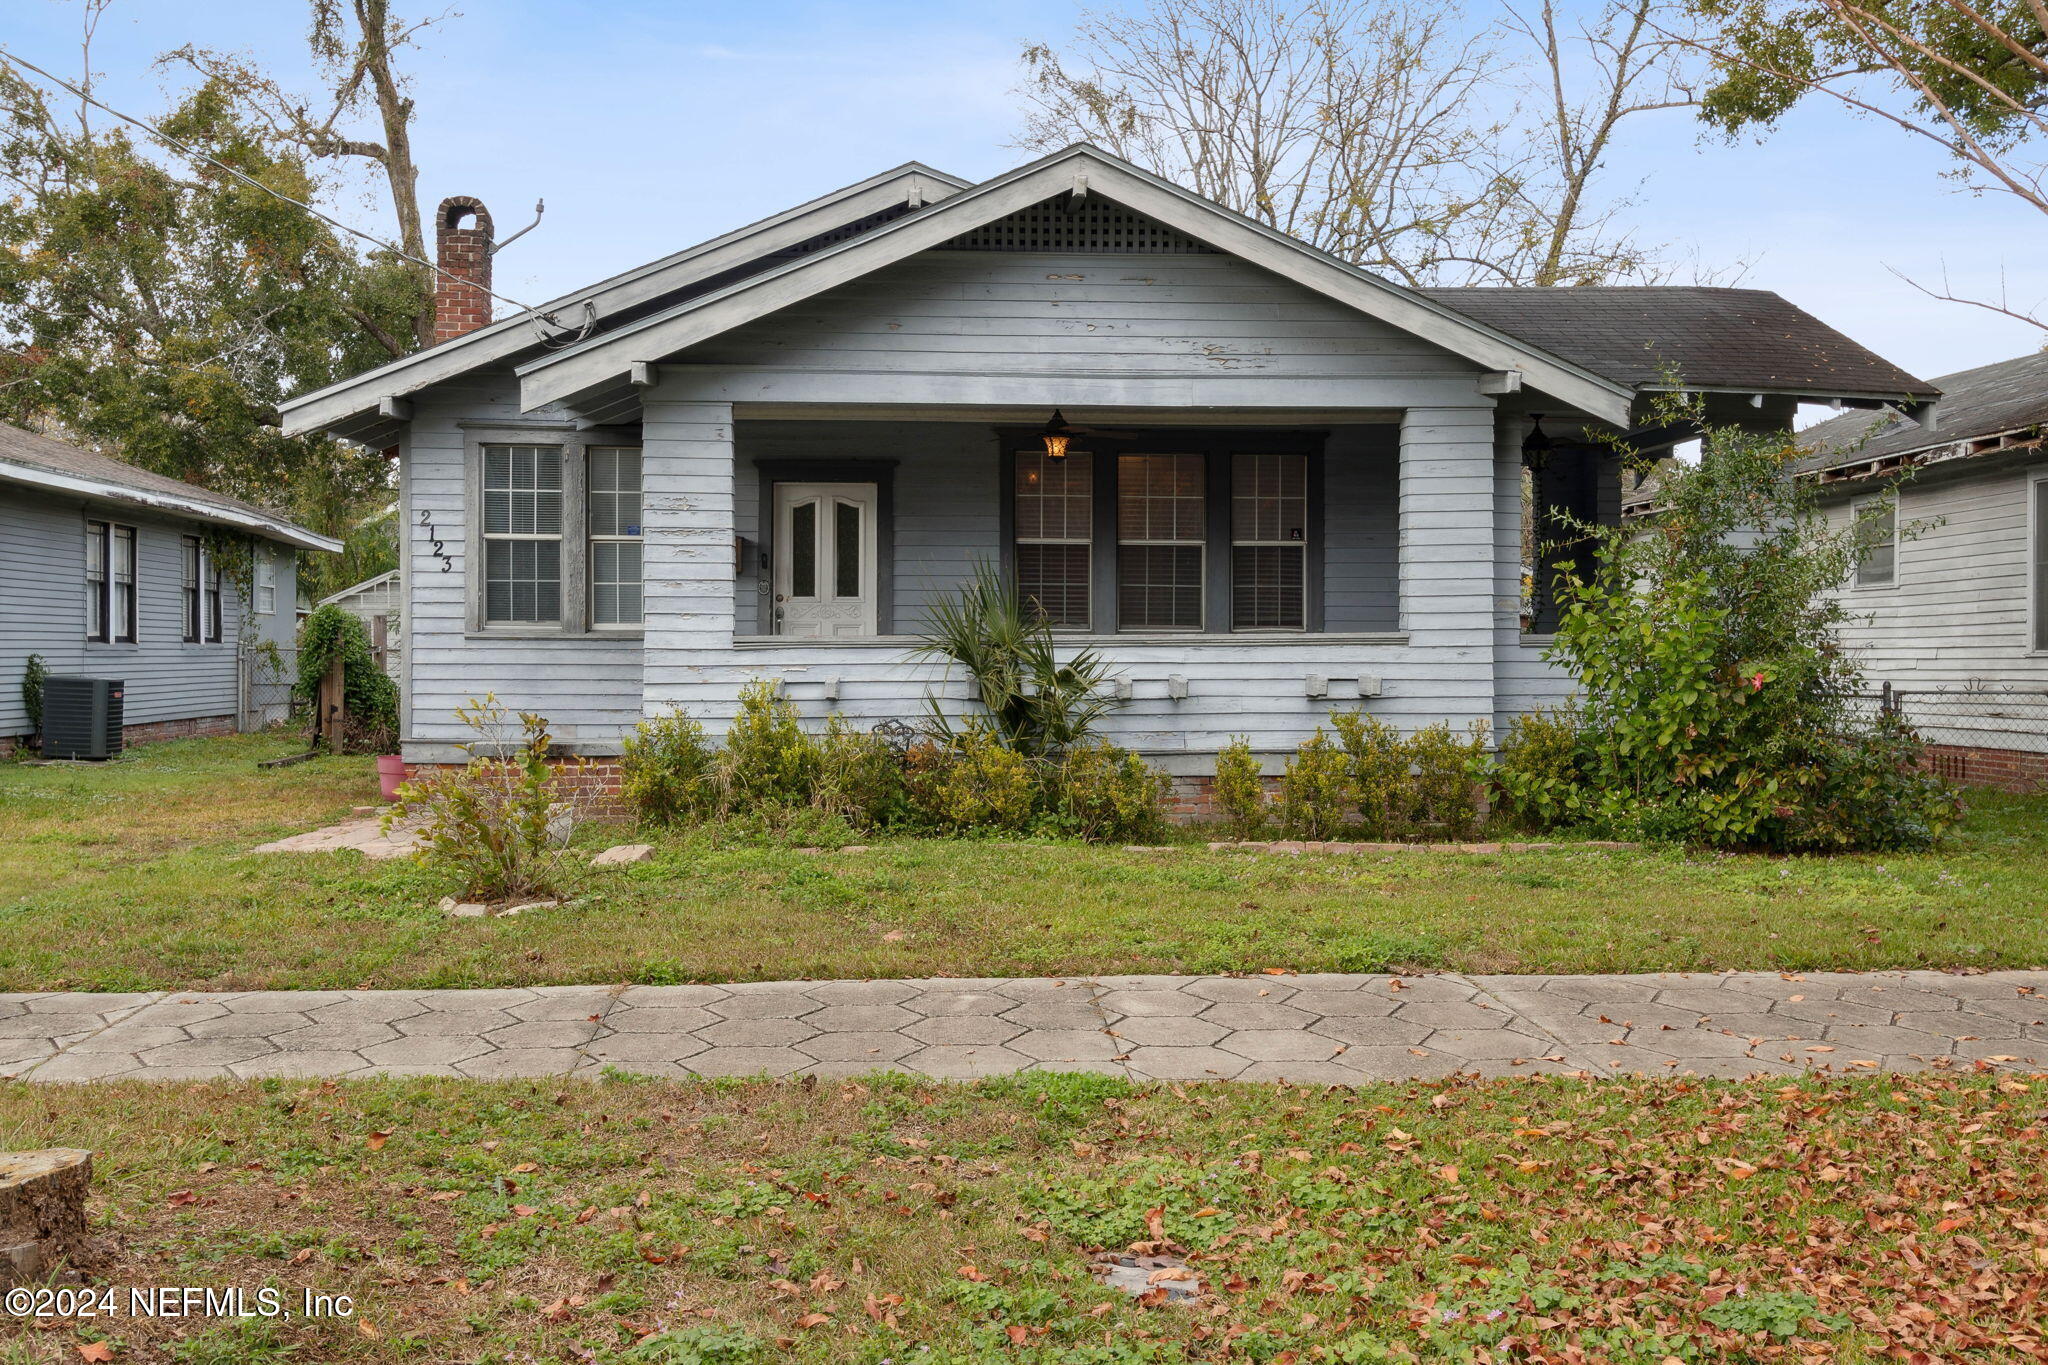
14,0,2046,385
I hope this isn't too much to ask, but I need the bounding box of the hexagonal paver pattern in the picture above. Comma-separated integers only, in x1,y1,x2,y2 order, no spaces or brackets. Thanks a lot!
9,970,2043,1085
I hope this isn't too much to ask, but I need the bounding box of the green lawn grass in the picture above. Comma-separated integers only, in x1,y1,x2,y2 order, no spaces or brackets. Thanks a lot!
0,1071,2039,1363
1,733,2043,992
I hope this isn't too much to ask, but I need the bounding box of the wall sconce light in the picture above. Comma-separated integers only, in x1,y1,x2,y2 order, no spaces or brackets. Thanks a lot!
1521,414,1553,471
1041,409,1074,460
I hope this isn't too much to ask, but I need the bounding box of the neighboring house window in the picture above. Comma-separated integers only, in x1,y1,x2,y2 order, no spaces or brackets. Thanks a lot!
182,536,223,642
1014,451,1092,629
2035,478,2048,652
254,553,277,615
481,444,564,624
1117,453,1206,631
85,521,136,643
587,446,644,627
1853,493,1896,587
1231,453,1308,630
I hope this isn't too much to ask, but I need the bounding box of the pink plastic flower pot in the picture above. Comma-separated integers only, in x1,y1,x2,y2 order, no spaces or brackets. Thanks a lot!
376,754,408,802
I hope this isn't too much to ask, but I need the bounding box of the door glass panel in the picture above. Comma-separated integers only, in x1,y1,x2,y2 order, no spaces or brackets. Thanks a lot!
834,500,861,598
791,500,817,598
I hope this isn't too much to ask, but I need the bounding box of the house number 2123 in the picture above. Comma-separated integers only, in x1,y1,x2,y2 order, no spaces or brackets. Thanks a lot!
417,510,453,572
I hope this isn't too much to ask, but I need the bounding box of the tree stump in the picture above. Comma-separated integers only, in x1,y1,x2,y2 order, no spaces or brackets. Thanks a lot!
0,1149,92,1287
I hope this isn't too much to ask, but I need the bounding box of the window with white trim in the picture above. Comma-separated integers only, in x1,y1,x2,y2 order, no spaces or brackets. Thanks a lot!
86,521,136,643
1853,493,1896,587
1117,453,1205,631
254,552,277,615
587,446,643,626
182,536,203,642
482,444,564,624
1014,451,1092,629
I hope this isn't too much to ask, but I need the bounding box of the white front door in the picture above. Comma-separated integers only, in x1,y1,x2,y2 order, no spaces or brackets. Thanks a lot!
772,482,878,637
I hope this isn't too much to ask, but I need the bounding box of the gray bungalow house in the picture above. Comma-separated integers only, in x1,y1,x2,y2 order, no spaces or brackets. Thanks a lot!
1,423,338,755
1795,349,2048,789
278,144,1938,799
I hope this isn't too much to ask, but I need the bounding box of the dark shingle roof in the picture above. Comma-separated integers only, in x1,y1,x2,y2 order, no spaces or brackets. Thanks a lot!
1419,286,1940,402
1793,349,2048,474
0,422,328,547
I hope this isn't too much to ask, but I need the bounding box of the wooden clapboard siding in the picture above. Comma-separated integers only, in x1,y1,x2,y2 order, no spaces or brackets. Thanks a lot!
687,251,1478,384
400,377,646,747
0,487,257,734
1827,456,2048,687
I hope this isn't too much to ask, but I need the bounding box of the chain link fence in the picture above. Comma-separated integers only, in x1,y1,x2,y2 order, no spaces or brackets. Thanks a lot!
1876,682,2048,791
238,644,300,733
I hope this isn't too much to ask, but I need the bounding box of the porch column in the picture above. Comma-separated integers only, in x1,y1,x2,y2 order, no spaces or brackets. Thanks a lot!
639,392,736,721
1399,404,1498,734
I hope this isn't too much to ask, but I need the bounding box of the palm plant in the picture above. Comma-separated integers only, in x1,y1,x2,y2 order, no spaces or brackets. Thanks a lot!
911,563,1124,757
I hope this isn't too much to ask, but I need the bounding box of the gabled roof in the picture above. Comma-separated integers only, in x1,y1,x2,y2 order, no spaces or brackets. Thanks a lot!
514,144,1637,425
0,423,341,552
1793,348,2047,477
278,161,970,441
1419,287,1939,404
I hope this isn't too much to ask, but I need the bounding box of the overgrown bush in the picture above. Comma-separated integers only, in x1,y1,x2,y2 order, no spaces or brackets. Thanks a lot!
1213,738,1268,836
1521,402,1960,850
814,715,909,828
19,653,46,745
1407,720,1488,839
387,696,592,900
620,708,716,826
1492,708,1586,831
1330,712,1407,836
902,734,1036,834
296,604,399,753
1278,729,1351,840
1050,741,1171,843
714,679,819,812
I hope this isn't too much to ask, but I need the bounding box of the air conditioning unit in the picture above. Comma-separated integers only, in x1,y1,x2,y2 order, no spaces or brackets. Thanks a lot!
42,677,124,761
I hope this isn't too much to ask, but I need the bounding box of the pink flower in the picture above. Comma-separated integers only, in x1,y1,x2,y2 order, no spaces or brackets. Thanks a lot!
1748,671,1766,691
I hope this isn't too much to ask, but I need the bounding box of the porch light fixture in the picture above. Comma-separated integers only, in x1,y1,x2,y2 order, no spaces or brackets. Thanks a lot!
1041,409,1075,460
1521,414,1553,471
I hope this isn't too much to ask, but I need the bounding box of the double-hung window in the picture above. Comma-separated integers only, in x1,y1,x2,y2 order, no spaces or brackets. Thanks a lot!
587,446,644,627
182,536,222,642
1852,493,1896,587
86,521,136,643
482,444,565,624
254,552,277,615
1014,451,1093,629
2034,477,2048,652
1232,453,1308,630
1117,453,1206,631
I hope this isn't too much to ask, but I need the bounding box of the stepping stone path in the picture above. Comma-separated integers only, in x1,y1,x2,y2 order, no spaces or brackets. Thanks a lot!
251,815,421,860
4,971,2041,1084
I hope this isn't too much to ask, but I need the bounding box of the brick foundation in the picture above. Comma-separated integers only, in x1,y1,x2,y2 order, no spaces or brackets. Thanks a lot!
403,759,631,820
124,715,237,746
1921,744,2048,794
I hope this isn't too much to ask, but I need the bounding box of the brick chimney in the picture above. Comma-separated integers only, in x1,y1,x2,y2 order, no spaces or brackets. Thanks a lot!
432,195,494,344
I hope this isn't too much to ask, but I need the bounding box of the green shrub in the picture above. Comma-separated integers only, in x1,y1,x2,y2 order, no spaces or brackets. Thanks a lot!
715,679,819,811
20,652,47,739
1278,729,1352,840
1050,742,1170,843
902,734,1035,833
1779,713,1964,852
620,708,717,826
296,604,399,753
813,714,909,829
1492,708,1587,830
1407,720,1488,839
1329,712,1408,836
387,696,589,900
1213,738,1268,836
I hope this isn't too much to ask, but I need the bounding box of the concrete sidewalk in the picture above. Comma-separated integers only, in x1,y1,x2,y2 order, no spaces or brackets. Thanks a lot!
3,971,2042,1085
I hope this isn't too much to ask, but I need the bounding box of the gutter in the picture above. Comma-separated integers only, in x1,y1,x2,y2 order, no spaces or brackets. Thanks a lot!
0,459,343,553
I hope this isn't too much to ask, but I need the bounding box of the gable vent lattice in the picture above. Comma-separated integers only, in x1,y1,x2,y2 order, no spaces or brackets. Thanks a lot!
940,197,1217,254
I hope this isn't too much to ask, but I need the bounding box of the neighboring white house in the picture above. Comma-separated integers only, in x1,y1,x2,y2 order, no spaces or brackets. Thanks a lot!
1,422,340,755
318,569,404,680
1796,349,2048,790
276,144,1939,804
